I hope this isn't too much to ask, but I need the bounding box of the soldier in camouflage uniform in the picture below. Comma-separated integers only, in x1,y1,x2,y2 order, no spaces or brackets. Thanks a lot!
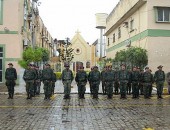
61,64,74,99
75,66,87,99
5,63,17,99
138,67,144,95
118,64,130,99
32,64,38,96
105,66,115,99
114,67,119,95
88,67,94,94
131,66,140,99
148,69,153,97
35,66,41,95
141,67,153,99
41,64,54,100
127,68,132,95
51,70,57,96
101,66,107,95
88,66,100,99
154,65,165,99
23,64,37,99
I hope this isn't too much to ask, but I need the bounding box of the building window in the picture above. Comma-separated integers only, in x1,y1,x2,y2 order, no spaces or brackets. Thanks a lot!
86,61,90,68
0,47,3,82
130,19,134,32
113,33,115,43
156,7,170,22
118,27,121,38
107,38,110,46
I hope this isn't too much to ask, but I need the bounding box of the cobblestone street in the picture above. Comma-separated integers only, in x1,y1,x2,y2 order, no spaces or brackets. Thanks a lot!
0,93,170,130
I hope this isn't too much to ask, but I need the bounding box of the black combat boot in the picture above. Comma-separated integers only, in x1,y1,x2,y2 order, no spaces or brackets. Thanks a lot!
8,93,11,99
82,94,85,99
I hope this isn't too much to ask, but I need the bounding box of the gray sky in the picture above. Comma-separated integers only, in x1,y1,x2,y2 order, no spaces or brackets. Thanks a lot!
38,0,120,44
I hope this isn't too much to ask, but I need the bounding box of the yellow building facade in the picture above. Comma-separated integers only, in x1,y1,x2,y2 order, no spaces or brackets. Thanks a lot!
0,0,54,83
105,0,170,72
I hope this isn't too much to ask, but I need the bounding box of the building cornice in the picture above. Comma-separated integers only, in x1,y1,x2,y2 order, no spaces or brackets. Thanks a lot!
105,0,147,36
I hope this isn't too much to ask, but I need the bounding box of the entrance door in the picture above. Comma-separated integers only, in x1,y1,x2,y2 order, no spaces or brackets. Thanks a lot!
0,47,3,82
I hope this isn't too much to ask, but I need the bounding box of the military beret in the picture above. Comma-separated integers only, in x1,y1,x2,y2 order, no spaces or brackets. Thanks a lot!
8,63,13,66
28,64,33,66
157,65,163,68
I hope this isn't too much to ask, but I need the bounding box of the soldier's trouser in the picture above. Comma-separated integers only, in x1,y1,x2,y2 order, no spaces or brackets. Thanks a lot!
89,82,93,94
149,85,152,96
33,81,36,96
51,82,55,95
106,81,114,97
156,81,164,96
6,80,15,97
36,81,41,94
139,83,143,94
78,82,86,95
143,83,150,98
127,82,131,94
120,82,127,96
26,80,34,97
114,81,119,94
102,81,106,94
92,82,99,98
63,80,72,97
132,82,139,97
43,81,52,98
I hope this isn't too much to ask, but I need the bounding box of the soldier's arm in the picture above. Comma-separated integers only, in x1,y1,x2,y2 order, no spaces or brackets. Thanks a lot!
14,68,17,80
5,69,8,80
75,72,78,82
71,70,74,81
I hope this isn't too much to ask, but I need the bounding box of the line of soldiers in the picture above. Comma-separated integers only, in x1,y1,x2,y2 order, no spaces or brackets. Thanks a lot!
72,64,165,100
23,63,57,100
5,62,165,100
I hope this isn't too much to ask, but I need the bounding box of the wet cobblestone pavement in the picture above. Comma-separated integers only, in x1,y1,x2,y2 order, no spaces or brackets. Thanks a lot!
0,94,170,130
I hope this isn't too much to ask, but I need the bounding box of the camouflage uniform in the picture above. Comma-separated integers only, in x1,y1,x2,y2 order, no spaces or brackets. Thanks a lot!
23,65,37,99
35,68,42,95
101,67,107,95
88,66,100,99
131,68,140,98
114,68,119,95
127,71,132,95
51,72,57,96
61,65,74,99
139,70,144,95
75,68,87,99
141,67,153,99
105,68,115,99
118,65,129,99
154,65,165,98
88,67,94,94
41,64,54,100
5,63,17,99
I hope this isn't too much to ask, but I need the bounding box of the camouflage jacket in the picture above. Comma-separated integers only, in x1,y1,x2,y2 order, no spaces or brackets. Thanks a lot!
41,68,54,81
100,70,107,81
105,70,115,82
61,69,74,81
23,68,37,81
88,70,100,82
118,70,130,82
154,70,165,82
130,71,140,82
5,68,17,80
75,70,87,83
141,72,153,83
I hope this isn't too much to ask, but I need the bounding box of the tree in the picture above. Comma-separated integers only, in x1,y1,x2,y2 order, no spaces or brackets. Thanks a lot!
18,46,50,68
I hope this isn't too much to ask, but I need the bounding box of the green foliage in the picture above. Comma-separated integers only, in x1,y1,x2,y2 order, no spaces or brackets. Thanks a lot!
55,72,62,79
41,48,50,62
114,47,148,68
18,60,29,69
18,46,50,68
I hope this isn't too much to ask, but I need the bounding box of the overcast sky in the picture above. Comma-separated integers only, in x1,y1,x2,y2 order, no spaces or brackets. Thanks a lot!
38,0,120,44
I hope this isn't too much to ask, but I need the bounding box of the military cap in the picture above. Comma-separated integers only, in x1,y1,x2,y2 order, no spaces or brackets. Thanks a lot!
157,65,163,68
8,63,13,66
93,66,98,68
145,67,149,70
28,63,33,66
64,64,70,67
